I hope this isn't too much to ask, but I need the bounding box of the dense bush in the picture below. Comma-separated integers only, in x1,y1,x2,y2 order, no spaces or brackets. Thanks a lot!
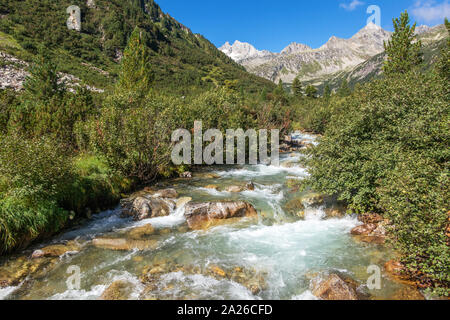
0,134,72,251
302,70,449,294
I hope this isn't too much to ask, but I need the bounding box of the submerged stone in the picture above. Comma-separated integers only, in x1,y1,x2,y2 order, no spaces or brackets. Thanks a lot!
225,185,244,193
31,241,81,259
100,280,134,300
126,224,155,239
92,238,158,251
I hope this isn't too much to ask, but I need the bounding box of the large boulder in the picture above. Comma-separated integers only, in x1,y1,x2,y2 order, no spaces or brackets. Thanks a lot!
184,201,257,230
140,263,267,298
122,196,171,221
311,274,358,300
351,219,388,244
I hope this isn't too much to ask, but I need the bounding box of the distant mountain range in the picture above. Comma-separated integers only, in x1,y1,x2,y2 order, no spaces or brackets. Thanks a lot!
219,23,448,90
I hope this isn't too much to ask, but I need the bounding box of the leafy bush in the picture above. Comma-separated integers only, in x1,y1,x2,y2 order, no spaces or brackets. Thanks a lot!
302,70,449,294
77,92,176,183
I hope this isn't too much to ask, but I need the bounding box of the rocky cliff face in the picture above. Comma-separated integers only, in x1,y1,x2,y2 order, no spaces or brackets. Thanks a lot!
220,23,446,86
220,22,391,83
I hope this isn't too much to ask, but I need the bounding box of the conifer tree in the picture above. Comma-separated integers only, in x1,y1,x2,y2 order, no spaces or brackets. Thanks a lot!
305,85,317,98
337,79,351,97
292,76,303,98
383,11,422,75
23,48,64,102
323,84,331,99
117,27,153,94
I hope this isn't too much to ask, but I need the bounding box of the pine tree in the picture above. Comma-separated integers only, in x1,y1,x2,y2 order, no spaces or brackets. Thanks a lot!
323,84,331,99
274,79,288,103
383,11,422,75
117,27,153,94
23,48,64,102
305,85,317,98
337,79,351,97
292,76,303,98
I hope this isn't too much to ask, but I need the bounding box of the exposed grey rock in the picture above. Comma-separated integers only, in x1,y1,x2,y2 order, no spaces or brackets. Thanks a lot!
0,51,104,93
86,0,96,9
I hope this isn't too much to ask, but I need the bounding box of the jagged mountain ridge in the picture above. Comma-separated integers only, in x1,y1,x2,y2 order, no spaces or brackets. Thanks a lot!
219,22,391,83
300,24,448,93
220,22,445,86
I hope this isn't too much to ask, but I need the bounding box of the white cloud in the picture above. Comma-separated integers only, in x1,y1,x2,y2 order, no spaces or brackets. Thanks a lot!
411,0,450,23
340,0,365,11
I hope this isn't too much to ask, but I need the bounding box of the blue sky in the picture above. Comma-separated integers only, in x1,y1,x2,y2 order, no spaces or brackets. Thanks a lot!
156,0,449,52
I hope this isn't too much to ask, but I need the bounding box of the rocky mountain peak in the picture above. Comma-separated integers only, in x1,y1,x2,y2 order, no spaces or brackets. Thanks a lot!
219,40,272,62
281,42,312,55
219,22,441,85
415,25,431,35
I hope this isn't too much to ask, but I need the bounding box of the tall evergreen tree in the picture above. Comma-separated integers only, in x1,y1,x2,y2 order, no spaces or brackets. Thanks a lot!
117,27,153,95
273,79,288,103
292,76,303,98
323,83,331,99
383,11,422,75
337,79,351,97
23,48,64,102
305,85,317,98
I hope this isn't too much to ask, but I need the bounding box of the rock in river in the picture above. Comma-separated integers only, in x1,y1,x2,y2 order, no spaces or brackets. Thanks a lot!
152,188,178,198
311,274,358,300
31,241,81,259
184,201,258,230
351,223,377,236
122,196,172,221
100,280,134,300
92,238,158,251
126,224,155,239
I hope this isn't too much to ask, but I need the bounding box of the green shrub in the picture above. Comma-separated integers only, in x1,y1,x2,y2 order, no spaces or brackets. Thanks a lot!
0,134,73,252
302,70,449,294
78,93,176,183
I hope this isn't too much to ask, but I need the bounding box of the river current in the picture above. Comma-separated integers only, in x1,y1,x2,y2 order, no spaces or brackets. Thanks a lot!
0,132,410,300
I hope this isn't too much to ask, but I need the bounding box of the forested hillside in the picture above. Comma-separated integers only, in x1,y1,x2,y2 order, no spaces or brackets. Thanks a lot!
0,0,274,93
